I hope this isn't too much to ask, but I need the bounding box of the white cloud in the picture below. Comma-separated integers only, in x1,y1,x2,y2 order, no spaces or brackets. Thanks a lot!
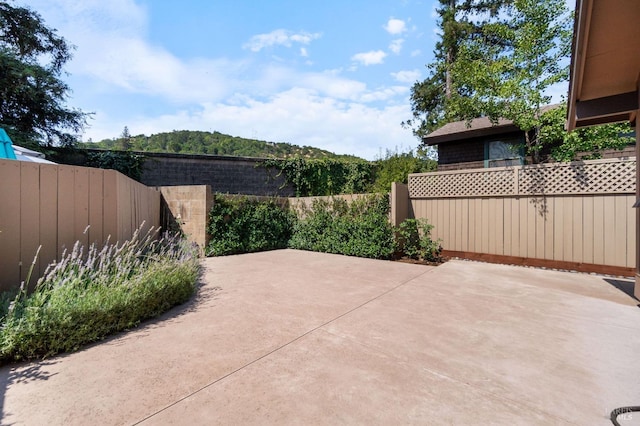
384,18,407,35
358,86,408,103
389,39,404,54
88,89,416,160
22,0,248,103
300,47,309,57
411,49,422,57
391,70,421,83
21,0,420,159
351,50,387,66
243,29,321,52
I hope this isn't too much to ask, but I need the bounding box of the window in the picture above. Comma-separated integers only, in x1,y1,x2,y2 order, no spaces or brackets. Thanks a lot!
484,138,524,167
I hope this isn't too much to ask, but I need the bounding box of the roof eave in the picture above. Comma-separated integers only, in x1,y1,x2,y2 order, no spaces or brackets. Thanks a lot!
567,0,639,130
422,123,520,146
566,0,591,131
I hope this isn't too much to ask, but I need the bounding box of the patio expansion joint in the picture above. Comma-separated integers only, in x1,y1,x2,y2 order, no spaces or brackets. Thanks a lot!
132,267,436,425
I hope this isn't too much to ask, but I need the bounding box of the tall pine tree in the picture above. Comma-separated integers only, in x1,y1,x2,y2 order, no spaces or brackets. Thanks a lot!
403,0,513,138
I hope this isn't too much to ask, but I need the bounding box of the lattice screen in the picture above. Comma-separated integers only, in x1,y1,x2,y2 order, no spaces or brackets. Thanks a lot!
518,159,636,195
409,169,515,197
409,159,636,198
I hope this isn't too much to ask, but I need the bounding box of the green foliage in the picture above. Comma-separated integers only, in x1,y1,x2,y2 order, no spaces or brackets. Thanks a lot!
445,0,572,161
395,218,442,262
371,148,437,193
263,157,375,197
537,104,635,162
404,0,514,137
206,195,295,256
85,150,145,181
0,228,200,362
289,194,395,259
0,2,88,149
85,130,356,160
205,194,445,263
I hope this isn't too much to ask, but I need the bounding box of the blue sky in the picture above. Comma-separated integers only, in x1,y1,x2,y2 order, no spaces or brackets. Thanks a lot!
21,0,569,159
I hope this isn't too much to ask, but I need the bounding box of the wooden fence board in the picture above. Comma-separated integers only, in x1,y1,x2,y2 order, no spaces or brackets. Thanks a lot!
19,162,40,286
0,160,21,287
39,164,58,277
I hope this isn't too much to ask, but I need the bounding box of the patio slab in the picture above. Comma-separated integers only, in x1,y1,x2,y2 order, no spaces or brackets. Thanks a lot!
0,249,638,425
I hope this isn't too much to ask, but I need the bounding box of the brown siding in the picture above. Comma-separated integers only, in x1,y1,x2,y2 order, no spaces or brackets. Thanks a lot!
437,139,485,166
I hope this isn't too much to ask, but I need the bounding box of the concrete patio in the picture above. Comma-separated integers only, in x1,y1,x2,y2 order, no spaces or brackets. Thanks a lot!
0,249,638,425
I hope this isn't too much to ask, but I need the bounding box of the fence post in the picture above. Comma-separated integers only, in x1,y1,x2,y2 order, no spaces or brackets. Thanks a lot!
390,182,410,227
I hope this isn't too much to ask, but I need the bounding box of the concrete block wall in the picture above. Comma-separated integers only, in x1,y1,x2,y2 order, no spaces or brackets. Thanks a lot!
159,185,213,253
141,152,294,196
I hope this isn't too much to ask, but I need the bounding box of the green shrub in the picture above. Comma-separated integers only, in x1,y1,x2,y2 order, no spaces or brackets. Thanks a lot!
289,194,395,259
206,195,295,256
0,227,200,362
395,218,442,262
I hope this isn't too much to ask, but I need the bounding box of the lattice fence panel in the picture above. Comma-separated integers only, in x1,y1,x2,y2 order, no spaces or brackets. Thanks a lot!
518,159,636,195
409,168,515,198
409,158,636,198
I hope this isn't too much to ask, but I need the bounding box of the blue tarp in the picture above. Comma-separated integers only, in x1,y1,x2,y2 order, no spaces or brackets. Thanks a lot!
0,128,18,160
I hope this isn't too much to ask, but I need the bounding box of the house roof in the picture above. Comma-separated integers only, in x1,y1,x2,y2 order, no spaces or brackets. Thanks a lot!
13,145,56,164
567,0,640,130
423,105,559,146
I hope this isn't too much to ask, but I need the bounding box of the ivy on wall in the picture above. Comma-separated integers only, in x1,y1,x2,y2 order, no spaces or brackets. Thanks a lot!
261,158,375,197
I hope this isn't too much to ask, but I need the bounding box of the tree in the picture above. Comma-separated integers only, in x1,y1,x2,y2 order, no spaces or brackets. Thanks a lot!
403,0,513,138
445,0,572,162
538,104,634,162
371,148,437,193
116,126,132,150
0,1,88,149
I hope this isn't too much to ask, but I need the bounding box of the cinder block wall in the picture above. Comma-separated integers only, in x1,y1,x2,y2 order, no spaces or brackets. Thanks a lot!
159,186,213,253
141,152,294,196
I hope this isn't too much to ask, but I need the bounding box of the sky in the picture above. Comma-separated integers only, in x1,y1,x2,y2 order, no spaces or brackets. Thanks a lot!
20,0,570,160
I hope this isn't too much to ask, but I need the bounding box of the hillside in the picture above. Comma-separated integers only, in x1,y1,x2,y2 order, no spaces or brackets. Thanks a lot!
84,130,359,160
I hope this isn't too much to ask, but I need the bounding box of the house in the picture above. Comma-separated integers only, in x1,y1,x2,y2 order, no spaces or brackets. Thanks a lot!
566,0,640,297
424,105,635,171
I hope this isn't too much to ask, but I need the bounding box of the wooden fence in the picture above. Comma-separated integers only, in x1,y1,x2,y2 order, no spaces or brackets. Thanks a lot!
0,159,160,291
408,158,636,275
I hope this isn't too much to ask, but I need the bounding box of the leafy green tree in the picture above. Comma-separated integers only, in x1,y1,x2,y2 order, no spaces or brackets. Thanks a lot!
446,0,572,162
371,148,437,193
0,1,88,149
404,0,513,137
537,104,634,162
